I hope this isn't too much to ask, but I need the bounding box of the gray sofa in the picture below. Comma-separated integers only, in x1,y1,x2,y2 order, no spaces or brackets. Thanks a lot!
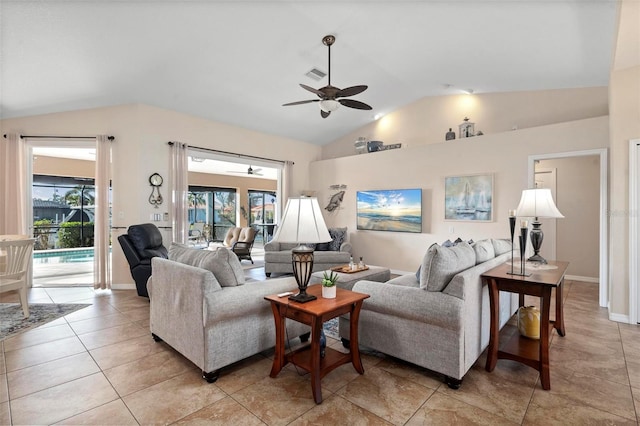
339,239,517,389
264,227,352,277
148,244,309,382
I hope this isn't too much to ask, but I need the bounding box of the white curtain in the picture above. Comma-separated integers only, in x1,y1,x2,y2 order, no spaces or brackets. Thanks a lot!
282,160,294,201
0,133,28,235
170,142,189,243
94,135,112,290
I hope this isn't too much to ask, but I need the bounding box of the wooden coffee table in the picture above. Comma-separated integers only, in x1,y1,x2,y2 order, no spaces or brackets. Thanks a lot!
265,284,369,404
482,260,568,390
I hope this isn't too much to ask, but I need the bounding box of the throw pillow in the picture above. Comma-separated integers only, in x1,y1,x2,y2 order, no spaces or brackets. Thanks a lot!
492,238,513,256
442,239,454,247
315,242,330,251
472,239,495,264
328,227,347,251
168,243,245,287
420,242,476,292
415,265,421,281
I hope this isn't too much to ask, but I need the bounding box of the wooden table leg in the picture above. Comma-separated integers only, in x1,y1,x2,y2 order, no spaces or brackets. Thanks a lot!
539,287,552,390
310,318,323,404
269,303,286,378
554,277,566,337
349,301,365,374
485,278,500,372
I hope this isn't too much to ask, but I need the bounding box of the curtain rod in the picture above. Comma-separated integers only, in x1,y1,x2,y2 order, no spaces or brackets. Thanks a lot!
167,141,287,165
3,134,114,140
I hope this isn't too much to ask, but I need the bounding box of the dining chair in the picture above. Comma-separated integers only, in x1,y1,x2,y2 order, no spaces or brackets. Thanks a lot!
0,238,36,318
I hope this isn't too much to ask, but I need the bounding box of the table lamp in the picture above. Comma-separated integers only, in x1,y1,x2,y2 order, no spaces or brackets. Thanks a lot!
515,188,564,264
271,197,332,303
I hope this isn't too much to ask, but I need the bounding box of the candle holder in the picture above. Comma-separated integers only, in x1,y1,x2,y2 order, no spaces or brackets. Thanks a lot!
509,212,516,275
508,221,531,277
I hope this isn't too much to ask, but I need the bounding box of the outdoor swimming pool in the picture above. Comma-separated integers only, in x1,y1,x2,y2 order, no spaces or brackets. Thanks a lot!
33,248,95,264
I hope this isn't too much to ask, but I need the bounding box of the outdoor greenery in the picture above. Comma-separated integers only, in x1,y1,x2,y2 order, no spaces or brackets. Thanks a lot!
63,185,95,207
33,219,53,250
58,222,95,248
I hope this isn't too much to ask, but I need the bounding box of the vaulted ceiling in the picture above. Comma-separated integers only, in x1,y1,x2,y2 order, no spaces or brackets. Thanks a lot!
0,1,618,145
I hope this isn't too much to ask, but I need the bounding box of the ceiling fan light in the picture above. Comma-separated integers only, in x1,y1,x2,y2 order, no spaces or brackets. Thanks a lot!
320,99,340,112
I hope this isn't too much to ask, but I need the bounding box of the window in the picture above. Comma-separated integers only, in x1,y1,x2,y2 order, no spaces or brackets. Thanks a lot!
248,190,277,244
188,186,237,241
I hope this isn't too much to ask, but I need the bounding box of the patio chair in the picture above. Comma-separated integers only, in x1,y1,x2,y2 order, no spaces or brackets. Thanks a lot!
231,227,257,263
0,238,36,318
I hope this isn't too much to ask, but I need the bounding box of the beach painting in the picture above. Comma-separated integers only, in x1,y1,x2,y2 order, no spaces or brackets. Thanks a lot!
357,188,422,233
444,174,493,222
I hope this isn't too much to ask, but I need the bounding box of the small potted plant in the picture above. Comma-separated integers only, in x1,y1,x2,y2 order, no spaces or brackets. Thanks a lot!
321,270,339,298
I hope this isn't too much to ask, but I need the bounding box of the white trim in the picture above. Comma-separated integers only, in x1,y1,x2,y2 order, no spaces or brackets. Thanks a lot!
630,139,640,324
528,148,608,308
565,274,599,284
111,283,136,291
609,312,630,324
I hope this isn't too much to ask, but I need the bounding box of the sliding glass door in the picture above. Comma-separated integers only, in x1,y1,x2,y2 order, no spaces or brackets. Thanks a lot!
248,190,276,245
188,186,237,243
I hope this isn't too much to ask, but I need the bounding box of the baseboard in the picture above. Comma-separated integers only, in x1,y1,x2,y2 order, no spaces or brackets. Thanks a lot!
111,283,136,291
565,274,599,283
609,312,631,324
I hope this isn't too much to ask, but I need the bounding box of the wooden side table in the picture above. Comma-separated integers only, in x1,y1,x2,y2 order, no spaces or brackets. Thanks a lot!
482,260,569,390
265,284,369,404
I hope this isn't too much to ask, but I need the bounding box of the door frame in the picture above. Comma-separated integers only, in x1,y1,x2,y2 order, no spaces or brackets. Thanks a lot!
630,139,640,323
527,148,608,308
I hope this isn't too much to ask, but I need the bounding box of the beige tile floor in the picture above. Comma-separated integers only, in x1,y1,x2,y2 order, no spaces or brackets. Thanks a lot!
1,277,640,425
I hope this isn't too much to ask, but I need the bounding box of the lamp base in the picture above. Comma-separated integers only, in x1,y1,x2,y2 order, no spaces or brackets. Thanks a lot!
527,253,548,264
288,292,317,303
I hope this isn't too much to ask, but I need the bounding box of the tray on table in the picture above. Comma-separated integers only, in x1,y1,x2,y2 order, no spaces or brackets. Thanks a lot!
331,265,369,274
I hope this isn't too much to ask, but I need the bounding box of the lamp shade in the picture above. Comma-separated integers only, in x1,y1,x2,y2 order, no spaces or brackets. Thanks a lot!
320,100,340,113
515,188,564,219
271,197,332,244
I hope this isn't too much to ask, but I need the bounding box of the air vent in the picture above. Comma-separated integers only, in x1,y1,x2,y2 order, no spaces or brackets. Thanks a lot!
305,68,326,81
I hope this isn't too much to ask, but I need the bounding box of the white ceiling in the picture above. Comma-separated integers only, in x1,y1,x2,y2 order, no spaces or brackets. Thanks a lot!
1,1,618,146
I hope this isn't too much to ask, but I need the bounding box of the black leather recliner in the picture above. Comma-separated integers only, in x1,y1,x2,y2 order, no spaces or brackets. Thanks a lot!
118,223,168,297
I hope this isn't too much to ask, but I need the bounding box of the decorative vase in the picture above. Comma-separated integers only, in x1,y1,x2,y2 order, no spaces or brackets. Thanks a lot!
322,286,336,299
517,306,540,339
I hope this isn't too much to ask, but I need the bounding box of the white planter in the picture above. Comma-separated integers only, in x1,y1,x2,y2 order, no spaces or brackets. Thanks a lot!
322,286,336,299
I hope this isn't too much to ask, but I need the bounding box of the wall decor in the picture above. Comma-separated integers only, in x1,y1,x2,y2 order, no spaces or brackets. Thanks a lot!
356,188,422,233
325,190,345,212
444,174,493,222
459,117,475,138
148,173,163,208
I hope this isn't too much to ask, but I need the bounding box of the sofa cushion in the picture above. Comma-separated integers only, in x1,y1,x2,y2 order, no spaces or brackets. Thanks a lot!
492,238,512,256
169,243,245,287
472,239,495,264
279,243,299,251
327,227,347,251
420,242,476,292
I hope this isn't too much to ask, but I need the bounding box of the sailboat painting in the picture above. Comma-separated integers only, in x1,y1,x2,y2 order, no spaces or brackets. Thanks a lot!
445,174,493,221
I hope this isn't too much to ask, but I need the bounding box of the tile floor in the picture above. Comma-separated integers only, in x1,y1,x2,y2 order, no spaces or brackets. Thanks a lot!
1,277,640,425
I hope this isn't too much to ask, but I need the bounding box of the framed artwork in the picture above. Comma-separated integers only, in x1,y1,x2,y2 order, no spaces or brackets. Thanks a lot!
444,174,493,222
357,188,422,233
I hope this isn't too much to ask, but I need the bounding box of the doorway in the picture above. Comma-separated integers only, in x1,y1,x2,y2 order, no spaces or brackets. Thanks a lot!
630,139,640,323
527,148,608,307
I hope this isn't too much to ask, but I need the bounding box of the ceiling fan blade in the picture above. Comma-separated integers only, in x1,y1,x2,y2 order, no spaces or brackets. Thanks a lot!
283,99,319,106
336,85,368,98
300,83,326,97
339,98,373,110
321,110,330,118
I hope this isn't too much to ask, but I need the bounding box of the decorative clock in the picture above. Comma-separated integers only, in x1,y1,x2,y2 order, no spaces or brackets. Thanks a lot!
149,173,163,207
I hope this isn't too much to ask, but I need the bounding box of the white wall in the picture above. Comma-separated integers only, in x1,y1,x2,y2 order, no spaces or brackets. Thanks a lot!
322,87,608,159
310,117,608,274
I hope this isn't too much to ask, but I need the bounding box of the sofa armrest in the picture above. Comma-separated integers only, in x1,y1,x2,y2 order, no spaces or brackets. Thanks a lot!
339,241,352,254
264,240,280,251
353,280,463,331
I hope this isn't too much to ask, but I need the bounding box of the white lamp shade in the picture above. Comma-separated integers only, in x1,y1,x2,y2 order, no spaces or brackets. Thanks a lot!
271,197,332,243
515,188,564,218
320,99,340,112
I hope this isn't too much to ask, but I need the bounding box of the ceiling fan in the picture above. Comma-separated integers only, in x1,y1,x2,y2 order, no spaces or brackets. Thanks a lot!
283,35,372,118
227,165,263,176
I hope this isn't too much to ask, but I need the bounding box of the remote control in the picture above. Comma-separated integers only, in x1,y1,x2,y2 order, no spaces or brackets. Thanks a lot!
277,291,294,297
